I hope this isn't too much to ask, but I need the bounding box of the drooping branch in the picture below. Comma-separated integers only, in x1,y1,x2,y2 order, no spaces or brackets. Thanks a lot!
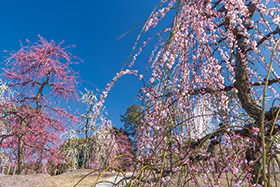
142,113,280,178
0,133,17,145
187,111,280,161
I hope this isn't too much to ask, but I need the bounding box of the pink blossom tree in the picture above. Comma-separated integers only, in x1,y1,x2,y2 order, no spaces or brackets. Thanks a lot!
0,36,78,174
129,0,280,186
95,0,280,186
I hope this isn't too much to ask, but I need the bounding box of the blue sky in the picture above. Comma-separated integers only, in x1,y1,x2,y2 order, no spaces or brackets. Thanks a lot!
0,0,160,128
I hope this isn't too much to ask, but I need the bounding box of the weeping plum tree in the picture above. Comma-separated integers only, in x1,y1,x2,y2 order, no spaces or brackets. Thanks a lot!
91,119,133,170
134,0,280,186
0,36,78,174
78,88,98,169
61,89,134,173
94,0,280,186
80,89,133,170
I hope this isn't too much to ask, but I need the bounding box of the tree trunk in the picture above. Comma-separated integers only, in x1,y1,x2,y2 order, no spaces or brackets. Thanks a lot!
17,135,24,174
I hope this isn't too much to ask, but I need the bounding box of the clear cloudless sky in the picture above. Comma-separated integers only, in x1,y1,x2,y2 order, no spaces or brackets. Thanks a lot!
0,0,161,128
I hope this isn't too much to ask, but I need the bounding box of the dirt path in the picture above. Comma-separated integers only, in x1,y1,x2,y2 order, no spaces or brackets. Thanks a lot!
1,169,279,187
0,170,130,187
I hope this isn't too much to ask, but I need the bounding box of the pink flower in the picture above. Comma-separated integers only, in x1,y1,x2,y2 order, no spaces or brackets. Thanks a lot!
252,127,259,136
273,16,280,24
232,166,239,174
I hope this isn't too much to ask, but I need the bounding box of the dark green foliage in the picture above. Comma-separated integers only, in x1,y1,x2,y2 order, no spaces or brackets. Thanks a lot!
120,104,143,137
121,104,143,151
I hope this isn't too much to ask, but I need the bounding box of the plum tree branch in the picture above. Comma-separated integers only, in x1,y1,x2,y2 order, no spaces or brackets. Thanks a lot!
256,26,280,48
156,78,280,99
